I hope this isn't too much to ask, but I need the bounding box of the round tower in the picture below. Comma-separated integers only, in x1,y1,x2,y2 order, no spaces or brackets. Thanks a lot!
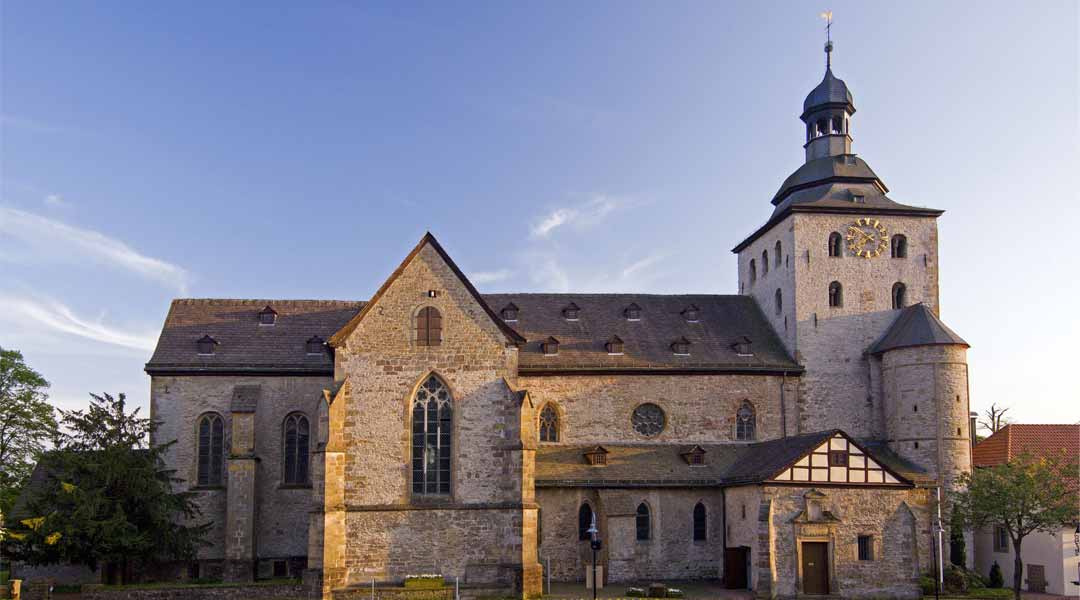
801,41,856,162
873,303,972,493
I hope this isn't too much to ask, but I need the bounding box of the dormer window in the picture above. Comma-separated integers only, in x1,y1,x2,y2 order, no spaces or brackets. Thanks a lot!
258,305,277,325
562,303,580,321
306,336,324,355
850,191,865,204
500,303,519,322
197,335,218,355
541,337,560,355
671,337,690,356
681,305,700,322
605,335,624,355
681,445,706,466
623,303,641,321
583,446,609,466
731,336,753,356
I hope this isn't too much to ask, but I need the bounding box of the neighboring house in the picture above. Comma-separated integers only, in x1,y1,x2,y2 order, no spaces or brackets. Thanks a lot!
971,424,1080,596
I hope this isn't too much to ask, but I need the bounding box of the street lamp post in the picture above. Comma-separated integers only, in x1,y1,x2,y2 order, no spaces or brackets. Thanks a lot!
1071,523,1079,587
587,513,602,600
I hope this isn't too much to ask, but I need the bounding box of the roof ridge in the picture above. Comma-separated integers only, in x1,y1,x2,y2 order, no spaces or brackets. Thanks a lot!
172,298,364,304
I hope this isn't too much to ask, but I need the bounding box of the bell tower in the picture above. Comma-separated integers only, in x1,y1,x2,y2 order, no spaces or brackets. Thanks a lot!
801,41,855,161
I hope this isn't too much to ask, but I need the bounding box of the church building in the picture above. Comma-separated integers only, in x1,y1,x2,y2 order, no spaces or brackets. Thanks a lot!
145,41,973,599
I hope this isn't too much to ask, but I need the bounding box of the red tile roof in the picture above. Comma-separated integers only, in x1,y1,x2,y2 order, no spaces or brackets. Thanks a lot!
972,424,1079,468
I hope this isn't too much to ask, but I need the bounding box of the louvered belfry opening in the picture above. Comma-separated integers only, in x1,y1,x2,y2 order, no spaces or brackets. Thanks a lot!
416,306,442,346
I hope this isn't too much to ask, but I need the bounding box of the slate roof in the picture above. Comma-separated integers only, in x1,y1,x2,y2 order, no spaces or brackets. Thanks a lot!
803,67,855,117
483,293,800,373
972,424,1079,468
145,299,363,374
869,303,969,355
535,430,915,488
733,155,944,253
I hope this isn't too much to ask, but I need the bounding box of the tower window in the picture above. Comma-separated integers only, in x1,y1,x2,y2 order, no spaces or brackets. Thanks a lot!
891,235,908,258
774,241,782,267
831,116,843,134
892,282,907,309
749,259,757,284
828,232,843,257
774,288,783,316
816,119,828,138
415,306,442,346
762,250,769,275
828,281,843,308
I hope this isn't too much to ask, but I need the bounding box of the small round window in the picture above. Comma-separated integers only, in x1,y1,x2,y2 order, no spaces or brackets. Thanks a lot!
631,403,665,437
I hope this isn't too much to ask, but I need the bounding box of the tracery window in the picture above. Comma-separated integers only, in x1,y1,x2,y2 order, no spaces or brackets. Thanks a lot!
283,413,310,485
539,404,559,443
415,306,442,346
736,401,756,441
693,502,707,541
578,503,594,541
196,413,224,487
636,503,651,541
631,403,665,437
411,374,452,495
828,232,843,257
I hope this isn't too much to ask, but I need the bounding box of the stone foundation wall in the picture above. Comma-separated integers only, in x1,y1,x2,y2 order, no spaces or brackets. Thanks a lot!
81,583,304,600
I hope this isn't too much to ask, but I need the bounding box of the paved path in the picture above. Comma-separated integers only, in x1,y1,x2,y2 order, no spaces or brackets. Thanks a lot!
544,581,751,600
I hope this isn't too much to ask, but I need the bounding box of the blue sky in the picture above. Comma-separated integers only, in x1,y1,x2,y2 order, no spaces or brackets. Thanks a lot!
1,1,1077,426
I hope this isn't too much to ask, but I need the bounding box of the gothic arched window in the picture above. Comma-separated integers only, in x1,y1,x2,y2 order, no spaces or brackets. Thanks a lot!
749,259,757,284
415,306,442,347
196,413,224,487
762,250,769,275
539,404,559,443
892,235,908,258
693,502,707,541
736,401,756,441
828,281,843,308
412,374,452,495
774,288,783,316
283,413,310,485
774,241,782,268
578,503,594,541
828,232,843,257
892,282,907,310
636,503,651,541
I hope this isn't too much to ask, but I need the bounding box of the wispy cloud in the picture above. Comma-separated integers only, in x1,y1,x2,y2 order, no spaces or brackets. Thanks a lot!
530,195,624,239
0,206,189,293
621,253,666,280
44,194,72,209
0,294,157,351
527,257,571,292
469,269,513,285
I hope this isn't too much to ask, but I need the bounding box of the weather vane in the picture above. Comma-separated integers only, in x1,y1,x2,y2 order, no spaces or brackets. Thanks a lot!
820,10,834,68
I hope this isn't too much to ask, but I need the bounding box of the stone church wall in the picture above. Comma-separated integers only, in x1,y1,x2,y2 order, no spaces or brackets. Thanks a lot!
761,485,932,599
519,374,795,443
535,488,723,584
150,373,329,566
327,243,538,594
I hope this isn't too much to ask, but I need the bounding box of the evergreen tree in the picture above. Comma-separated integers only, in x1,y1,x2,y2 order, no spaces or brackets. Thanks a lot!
3,393,209,581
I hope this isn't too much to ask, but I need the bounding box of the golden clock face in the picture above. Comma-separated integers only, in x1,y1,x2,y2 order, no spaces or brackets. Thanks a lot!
846,218,888,258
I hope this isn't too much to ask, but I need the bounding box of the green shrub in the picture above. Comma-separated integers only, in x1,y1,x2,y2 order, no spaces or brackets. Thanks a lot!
0,570,9,585
987,562,1004,589
920,575,937,596
967,588,1014,599
403,575,445,590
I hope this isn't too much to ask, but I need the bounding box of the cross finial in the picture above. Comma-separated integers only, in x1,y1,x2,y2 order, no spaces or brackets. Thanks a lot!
820,10,834,70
